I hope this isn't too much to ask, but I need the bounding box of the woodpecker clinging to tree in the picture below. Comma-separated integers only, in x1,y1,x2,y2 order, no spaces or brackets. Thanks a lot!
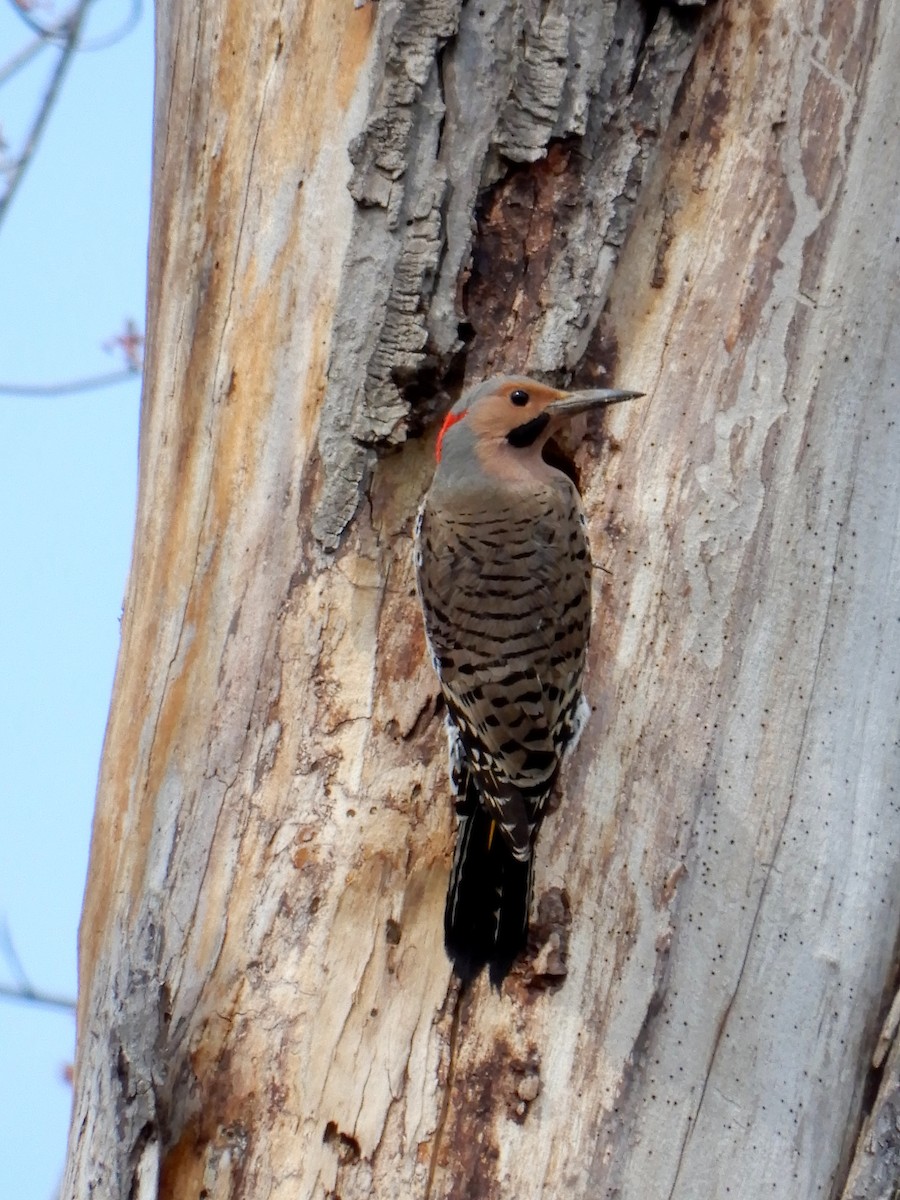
415,375,641,985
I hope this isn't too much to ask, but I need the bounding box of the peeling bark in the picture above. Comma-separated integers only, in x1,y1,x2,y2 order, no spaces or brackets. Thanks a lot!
840,983,900,1200
316,0,703,547
64,1,900,1199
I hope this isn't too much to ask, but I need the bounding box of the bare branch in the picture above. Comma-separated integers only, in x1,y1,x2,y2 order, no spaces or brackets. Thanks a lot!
0,366,140,395
1,0,142,85
6,0,72,42
0,0,94,237
0,918,31,990
0,30,47,87
0,919,76,1012
79,0,141,53
0,981,77,1012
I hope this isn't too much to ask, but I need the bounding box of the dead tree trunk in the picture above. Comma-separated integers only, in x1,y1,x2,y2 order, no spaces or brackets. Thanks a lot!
63,2,900,1198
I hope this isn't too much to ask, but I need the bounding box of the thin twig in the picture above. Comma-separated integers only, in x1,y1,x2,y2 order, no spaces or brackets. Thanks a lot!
0,979,76,1008
1,0,141,85
0,0,94,237
0,366,141,395
6,0,67,41
0,982,77,1012
0,30,48,87
79,0,141,52
0,920,76,1012
0,918,30,989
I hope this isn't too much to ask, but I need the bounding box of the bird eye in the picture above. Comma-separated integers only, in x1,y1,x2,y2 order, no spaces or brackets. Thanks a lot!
510,389,529,406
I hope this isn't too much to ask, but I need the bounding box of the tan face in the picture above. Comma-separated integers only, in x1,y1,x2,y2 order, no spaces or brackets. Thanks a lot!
465,379,568,444
433,375,641,474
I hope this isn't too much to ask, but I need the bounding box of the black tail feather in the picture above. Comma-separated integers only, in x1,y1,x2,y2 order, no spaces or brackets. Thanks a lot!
444,787,533,987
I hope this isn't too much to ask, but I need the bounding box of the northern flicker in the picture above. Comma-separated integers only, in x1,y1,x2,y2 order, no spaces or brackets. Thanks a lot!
415,375,640,984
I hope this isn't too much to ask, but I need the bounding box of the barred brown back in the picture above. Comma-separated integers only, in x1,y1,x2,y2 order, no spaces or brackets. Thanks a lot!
415,477,591,856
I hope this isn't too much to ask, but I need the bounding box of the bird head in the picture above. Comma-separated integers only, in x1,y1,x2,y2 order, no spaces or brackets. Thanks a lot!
434,375,642,471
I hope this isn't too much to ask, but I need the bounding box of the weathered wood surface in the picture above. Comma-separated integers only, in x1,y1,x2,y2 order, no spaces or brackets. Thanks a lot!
63,1,900,1198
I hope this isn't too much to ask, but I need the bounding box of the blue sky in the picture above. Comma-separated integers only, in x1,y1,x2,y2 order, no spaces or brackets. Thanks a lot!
0,2,153,1194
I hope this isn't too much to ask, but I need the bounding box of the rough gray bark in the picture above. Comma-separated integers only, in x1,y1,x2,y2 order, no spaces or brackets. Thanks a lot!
63,1,900,1198
317,0,703,547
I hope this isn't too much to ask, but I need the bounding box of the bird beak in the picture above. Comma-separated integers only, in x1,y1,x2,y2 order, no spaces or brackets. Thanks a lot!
544,388,644,419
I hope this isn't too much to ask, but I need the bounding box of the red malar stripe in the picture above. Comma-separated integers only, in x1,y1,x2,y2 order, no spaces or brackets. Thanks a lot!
435,409,467,463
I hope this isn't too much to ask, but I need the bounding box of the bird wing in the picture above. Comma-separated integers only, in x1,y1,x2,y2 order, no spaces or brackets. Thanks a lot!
416,487,590,856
